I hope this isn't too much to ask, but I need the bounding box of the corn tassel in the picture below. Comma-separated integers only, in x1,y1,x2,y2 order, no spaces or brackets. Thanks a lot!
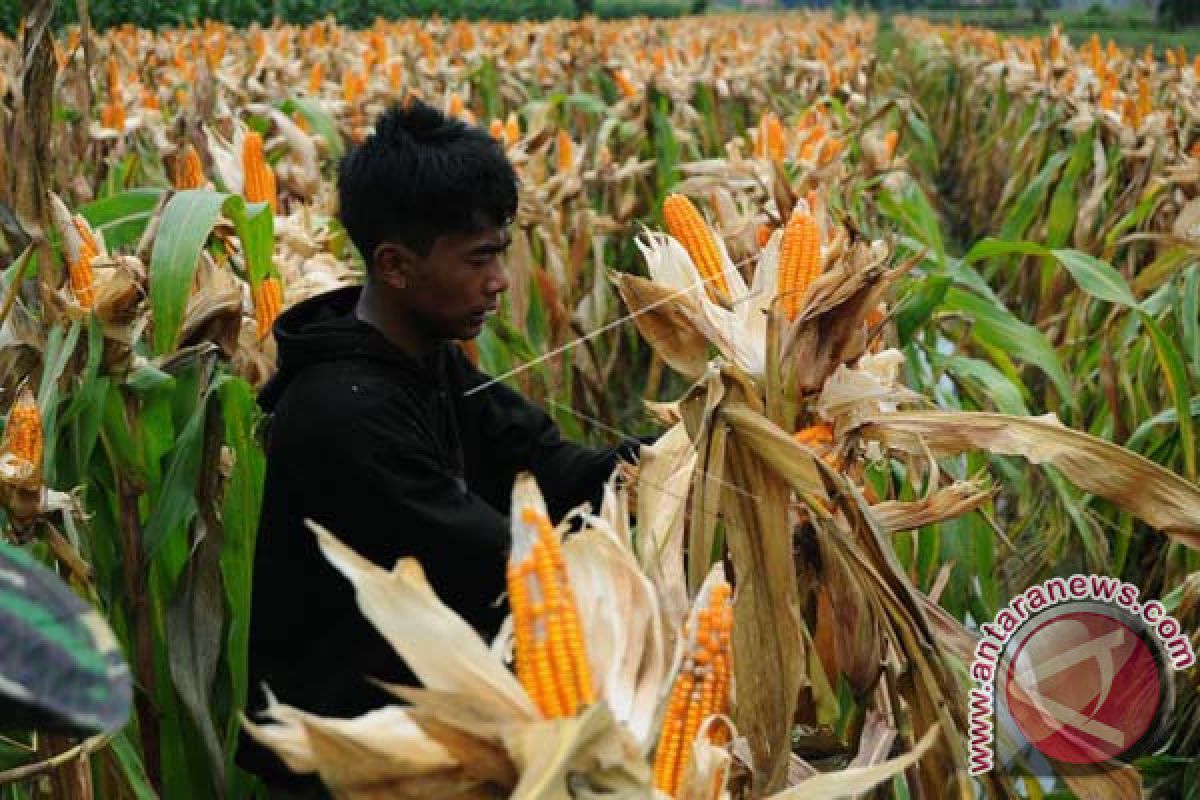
0,389,43,491
663,194,729,303
253,276,284,340
175,144,206,190
508,506,594,719
777,207,821,321
652,579,733,798
242,131,278,214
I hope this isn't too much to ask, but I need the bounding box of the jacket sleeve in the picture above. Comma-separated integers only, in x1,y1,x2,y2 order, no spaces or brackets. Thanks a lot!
313,404,511,635
457,355,641,522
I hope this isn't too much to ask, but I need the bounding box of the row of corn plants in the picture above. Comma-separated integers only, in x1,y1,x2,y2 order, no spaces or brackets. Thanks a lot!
0,9,905,799
870,17,1200,790
241,42,1200,799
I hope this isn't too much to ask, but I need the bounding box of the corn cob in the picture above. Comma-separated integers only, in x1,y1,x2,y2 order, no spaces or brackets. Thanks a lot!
556,129,574,172
343,71,365,104
819,137,843,165
100,97,126,131
793,423,833,447
174,144,206,190
777,206,821,321
762,112,784,162
505,112,520,146
447,92,464,118
508,505,594,719
0,389,43,491
242,131,278,214
106,54,120,94
489,118,505,143
663,194,729,303
387,61,403,91
755,222,774,249
66,216,99,310
253,276,284,341
307,62,324,94
1136,75,1152,122
652,578,733,798
613,68,639,99
882,129,899,162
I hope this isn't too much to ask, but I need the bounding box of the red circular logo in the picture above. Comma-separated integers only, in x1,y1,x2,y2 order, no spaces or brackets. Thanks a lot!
1004,610,1162,764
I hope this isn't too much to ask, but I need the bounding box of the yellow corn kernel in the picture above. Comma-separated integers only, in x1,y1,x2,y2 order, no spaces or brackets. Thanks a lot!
242,131,278,214
253,276,283,340
175,144,206,190
387,61,402,91
1,389,43,489
777,207,821,321
663,194,729,303
308,62,324,94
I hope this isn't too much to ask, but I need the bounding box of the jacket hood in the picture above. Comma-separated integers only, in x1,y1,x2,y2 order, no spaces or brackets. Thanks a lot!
257,285,448,411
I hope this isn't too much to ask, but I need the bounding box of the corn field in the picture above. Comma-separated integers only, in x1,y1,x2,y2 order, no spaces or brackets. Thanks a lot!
1,4,1199,799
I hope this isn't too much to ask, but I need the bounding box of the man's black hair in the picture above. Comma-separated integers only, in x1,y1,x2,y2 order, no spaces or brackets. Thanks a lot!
337,100,518,265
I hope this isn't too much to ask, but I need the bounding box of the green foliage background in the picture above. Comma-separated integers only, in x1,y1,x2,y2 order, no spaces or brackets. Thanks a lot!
0,0,695,35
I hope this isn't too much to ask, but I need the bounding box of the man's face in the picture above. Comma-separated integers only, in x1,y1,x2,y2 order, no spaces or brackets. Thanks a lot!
402,224,512,341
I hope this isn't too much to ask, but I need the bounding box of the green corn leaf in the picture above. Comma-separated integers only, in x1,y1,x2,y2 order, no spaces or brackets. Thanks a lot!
964,238,1138,308
1141,311,1197,482
80,188,165,252
148,190,230,355
943,286,1074,404
281,97,344,159
998,150,1069,241
940,355,1030,416
149,190,274,355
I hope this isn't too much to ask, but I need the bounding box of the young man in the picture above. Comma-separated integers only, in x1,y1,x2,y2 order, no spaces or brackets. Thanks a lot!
236,101,640,793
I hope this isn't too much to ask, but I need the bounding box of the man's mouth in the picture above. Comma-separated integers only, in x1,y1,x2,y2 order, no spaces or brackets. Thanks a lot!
467,307,497,325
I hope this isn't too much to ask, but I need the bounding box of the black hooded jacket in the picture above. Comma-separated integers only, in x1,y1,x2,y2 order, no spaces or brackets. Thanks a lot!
236,285,638,787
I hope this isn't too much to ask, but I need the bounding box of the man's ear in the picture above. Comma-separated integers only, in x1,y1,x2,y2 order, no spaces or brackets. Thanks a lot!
372,241,417,290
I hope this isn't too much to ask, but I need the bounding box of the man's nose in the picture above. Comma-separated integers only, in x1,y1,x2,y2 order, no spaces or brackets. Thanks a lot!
485,263,510,294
